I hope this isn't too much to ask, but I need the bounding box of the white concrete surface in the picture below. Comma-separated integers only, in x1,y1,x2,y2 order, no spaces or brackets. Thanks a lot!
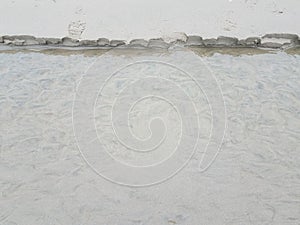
0,0,299,40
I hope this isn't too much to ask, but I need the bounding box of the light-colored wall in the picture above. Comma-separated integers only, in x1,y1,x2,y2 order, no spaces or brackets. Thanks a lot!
0,0,299,40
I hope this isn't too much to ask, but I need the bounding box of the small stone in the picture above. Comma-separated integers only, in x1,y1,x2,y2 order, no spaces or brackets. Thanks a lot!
129,39,148,48
79,40,98,46
261,33,299,48
110,40,126,47
237,39,246,46
261,38,288,45
2,36,12,42
162,32,188,43
4,39,12,45
19,35,39,45
2,36,21,45
45,38,61,45
203,38,217,46
171,40,186,46
3,35,39,45
2,35,13,41
259,42,282,49
245,37,261,46
148,38,170,49
14,39,25,46
185,36,203,46
36,38,47,45
24,39,40,45
62,37,80,47
216,36,238,46
238,37,261,47
262,33,298,41
97,38,109,47
10,35,35,40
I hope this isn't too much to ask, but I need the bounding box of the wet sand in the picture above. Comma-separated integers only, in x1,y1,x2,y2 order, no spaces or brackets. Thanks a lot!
1,45,299,57
0,48,299,224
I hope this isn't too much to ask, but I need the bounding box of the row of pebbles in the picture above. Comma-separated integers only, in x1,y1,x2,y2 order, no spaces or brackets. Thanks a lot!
0,33,299,49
